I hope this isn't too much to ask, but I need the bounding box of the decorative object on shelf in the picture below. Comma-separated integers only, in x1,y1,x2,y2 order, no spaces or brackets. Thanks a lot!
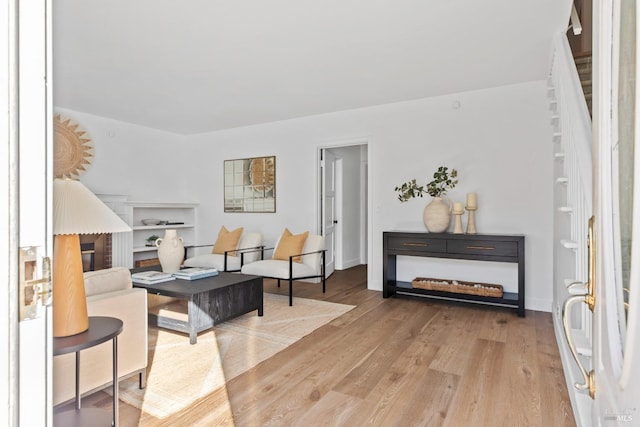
395,166,458,232
146,235,160,246
52,179,131,337
224,156,276,213
423,197,452,232
53,114,94,179
466,192,478,234
141,218,162,226
452,202,465,234
411,277,503,298
155,229,184,273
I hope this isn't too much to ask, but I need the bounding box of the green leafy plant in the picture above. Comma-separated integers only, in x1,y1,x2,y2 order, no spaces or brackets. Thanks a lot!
146,235,159,245
395,166,458,202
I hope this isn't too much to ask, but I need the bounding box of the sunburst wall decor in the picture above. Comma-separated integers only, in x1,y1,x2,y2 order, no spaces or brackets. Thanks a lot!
54,114,94,179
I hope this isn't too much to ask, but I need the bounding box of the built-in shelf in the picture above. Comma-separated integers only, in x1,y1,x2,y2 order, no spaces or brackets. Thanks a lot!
132,224,194,231
96,195,199,268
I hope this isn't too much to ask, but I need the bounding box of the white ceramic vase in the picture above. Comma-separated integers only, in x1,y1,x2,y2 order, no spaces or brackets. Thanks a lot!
423,197,452,232
155,229,184,273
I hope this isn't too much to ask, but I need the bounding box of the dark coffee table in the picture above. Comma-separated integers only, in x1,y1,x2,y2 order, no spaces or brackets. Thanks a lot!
132,268,263,344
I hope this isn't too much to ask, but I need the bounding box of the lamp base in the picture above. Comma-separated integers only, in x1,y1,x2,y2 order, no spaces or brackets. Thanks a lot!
53,234,89,337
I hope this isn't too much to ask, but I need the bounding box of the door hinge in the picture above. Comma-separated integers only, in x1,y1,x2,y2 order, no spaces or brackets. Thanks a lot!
19,247,52,321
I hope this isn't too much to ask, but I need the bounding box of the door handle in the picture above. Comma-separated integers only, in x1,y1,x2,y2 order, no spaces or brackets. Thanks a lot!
559,215,596,399
562,294,595,398
585,216,595,311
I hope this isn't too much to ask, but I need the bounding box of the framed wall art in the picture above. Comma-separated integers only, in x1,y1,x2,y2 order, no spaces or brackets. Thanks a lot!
224,156,276,213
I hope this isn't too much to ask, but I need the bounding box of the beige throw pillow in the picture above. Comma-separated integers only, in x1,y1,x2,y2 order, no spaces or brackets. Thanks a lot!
212,226,243,256
273,228,309,263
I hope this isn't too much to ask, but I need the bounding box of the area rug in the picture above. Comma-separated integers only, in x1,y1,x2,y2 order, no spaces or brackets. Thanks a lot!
116,293,355,419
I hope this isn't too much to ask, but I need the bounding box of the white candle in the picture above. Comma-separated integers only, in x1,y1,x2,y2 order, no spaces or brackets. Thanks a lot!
466,192,477,209
453,202,464,213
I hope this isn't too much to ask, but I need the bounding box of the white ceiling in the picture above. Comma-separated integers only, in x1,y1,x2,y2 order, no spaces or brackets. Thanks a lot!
53,0,570,135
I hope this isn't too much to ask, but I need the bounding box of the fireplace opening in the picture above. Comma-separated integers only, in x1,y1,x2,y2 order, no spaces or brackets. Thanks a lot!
79,233,112,271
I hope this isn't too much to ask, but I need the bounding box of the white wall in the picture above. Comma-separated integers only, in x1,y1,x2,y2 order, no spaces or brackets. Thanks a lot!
55,107,191,201
59,79,554,311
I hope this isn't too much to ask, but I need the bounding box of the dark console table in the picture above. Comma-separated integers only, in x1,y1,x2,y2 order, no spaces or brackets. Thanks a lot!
383,231,525,317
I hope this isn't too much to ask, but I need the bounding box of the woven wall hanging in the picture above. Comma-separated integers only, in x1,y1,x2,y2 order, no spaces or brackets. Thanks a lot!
53,114,94,179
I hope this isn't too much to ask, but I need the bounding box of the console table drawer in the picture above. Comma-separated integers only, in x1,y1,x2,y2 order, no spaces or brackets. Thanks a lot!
447,240,517,257
387,236,447,253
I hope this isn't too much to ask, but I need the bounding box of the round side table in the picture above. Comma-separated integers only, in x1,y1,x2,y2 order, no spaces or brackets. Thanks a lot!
53,316,123,427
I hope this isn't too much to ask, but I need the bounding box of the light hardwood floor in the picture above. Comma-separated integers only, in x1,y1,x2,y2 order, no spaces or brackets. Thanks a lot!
84,265,576,426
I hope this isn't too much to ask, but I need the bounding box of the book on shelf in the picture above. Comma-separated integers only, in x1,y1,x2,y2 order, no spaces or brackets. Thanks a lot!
131,270,176,285
172,267,219,280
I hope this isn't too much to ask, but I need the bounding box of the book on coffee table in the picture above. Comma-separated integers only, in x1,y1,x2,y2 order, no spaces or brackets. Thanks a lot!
131,270,176,284
172,267,219,280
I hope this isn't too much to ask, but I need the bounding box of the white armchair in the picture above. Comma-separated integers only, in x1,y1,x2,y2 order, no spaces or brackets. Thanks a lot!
184,231,263,272
53,267,148,406
241,232,326,305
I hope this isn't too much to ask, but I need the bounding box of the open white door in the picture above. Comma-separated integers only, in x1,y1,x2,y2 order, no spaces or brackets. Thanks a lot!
589,0,640,423
4,0,54,425
321,149,336,277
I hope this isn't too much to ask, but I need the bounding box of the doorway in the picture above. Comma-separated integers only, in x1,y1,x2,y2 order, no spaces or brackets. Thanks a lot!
319,142,369,276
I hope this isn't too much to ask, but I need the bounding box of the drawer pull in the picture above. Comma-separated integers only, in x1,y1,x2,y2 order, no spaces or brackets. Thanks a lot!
466,245,496,250
403,242,429,247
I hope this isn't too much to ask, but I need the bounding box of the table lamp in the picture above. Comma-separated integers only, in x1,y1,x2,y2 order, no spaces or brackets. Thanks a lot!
53,178,131,337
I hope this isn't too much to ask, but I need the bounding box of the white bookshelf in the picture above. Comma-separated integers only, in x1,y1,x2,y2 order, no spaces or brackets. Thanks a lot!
128,202,197,266
97,195,198,268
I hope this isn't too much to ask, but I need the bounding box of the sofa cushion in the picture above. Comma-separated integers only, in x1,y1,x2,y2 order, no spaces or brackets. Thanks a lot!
273,228,308,263
241,259,316,280
83,267,132,297
212,226,243,256
237,232,263,263
183,254,241,271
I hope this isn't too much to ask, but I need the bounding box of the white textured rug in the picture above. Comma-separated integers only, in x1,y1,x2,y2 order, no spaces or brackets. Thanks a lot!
117,293,354,419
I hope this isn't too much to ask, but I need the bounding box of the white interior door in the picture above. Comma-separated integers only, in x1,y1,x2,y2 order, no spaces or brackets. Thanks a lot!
321,149,336,277
591,0,640,423
9,0,53,424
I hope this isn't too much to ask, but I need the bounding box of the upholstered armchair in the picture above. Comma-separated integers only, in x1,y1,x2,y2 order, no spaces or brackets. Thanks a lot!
184,228,263,272
241,229,326,305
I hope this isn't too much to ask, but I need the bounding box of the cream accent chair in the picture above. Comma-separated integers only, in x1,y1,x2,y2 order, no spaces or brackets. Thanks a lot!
241,234,326,306
184,231,263,272
53,267,148,406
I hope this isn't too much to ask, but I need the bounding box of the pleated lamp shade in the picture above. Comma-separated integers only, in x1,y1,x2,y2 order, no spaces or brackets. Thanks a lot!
52,178,131,337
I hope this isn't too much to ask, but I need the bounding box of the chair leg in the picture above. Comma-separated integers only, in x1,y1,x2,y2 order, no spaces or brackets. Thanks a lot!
277,278,280,288
289,278,293,306
322,250,326,293
139,370,147,389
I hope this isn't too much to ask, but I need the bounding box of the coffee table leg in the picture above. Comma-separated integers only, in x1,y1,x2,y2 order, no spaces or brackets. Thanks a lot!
188,297,197,345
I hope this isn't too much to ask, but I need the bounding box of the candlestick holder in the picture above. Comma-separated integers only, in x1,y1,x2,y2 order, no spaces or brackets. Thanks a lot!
466,206,477,234
453,211,464,234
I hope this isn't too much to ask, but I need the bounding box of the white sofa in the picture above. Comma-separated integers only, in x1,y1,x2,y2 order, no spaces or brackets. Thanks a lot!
184,231,263,272
53,267,148,406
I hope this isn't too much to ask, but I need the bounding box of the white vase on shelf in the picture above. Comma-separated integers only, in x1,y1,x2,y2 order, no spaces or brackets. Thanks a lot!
155,229,184,273
423,197,452,233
